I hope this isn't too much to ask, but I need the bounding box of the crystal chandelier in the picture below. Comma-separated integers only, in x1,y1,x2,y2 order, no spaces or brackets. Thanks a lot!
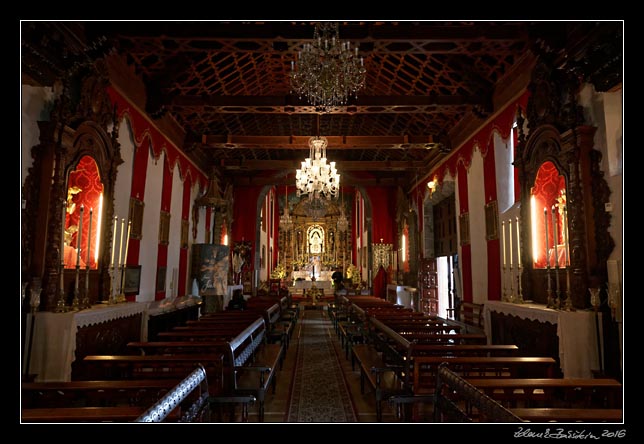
279,186,294,231
295,135,340,201
290,22,366,112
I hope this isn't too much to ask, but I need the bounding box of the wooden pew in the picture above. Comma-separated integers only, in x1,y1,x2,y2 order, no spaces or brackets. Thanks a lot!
79,353,225,388
413,356,557,395
466,378,623,408
22,406,181,423
22,379,180,408
221,317,285,422
390,363,525,423
134,363,255,423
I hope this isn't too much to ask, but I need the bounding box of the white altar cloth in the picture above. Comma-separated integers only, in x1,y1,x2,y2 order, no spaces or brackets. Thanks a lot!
484,301,601,378
26,302,147,382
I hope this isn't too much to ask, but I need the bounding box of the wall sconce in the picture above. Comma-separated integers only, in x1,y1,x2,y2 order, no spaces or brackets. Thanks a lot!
427,179,437,197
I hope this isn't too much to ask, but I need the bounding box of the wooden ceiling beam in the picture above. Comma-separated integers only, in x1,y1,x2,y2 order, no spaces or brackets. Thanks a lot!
202,135,442,149
220,159,425,171
170,94,485,109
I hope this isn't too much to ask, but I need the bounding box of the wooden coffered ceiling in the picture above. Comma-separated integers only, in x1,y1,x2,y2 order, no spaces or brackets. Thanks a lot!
21,20,623,190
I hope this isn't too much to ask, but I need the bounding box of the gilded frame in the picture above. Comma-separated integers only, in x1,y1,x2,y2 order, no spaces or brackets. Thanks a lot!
159,211,170,246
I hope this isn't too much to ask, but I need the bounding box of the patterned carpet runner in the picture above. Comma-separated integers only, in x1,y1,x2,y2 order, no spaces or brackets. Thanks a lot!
286,308,357,422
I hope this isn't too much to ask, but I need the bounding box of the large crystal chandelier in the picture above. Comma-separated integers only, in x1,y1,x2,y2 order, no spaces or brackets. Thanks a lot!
295,135,340,201
290,22,366,112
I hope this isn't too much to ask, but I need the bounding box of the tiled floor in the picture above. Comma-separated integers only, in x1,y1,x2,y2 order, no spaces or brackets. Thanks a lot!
244,305,397,423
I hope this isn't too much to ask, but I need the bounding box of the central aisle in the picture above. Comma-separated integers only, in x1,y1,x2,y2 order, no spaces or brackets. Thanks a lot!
285,308,358,422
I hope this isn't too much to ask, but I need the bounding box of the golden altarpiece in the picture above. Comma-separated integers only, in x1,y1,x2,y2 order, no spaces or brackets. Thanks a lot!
504,57,620,378
22,62,123,311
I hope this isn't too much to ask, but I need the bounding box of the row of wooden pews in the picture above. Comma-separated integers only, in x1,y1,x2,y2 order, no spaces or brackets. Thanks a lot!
330,295,623,423
21,295,298,423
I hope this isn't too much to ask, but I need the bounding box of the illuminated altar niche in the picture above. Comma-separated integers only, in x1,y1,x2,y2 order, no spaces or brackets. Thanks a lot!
64,155,103,270
530,161,567,269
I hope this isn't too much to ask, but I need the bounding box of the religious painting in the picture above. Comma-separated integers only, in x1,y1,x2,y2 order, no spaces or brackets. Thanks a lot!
156,266,166,292
159,211,170,246
485,200,499,241
193,244,230,296
181,219,189,249
123,265,142,295
459,212,470,246
129,197,144,240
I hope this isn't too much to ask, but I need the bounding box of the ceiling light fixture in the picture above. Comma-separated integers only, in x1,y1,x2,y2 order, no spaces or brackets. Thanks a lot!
295,134,340,201
290,22,366,112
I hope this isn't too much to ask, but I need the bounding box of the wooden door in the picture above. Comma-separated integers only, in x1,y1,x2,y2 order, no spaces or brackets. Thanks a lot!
419,258,438,315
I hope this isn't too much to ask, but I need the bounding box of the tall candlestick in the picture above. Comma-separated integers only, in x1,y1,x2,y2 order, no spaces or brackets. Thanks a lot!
76,205,84,268
118,218,125,267
123,220,132,267
508,218,513,268
86,208,93,266
110,215,117,267
552,206,559,267
61,199,67,264
544,208,549,268
563,205,569,266
515,216,521,267
501,220,506,266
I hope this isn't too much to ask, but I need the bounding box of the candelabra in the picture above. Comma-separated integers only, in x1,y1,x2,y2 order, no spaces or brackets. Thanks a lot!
54,251,69,312
515,263,524,303
501,265,508,302
553,264,561,309
562,267,575,311
117,263,127,303
545,265,555,309
108,265,118,304
81,264,91,309
507,264,515,303
71,261,81,311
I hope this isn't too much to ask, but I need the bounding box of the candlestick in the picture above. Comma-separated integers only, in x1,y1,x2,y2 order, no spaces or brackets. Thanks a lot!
118,218,125,267
123,220,132,266
76,205,84,268
501,220,506,267
552,206,559,268
563,205,569,266
61,199,67,265
508,217,513,268
544,208,549,268
86,208,93,266
110,215,117,267
515,216,521,267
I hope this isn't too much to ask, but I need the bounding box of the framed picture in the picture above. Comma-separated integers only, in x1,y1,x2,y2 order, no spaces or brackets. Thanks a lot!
123,265,142,295
129,198,144,240
181,219,189,249
459,212,470,246
156,266,167,292
159,211,170,246
485,200,499,241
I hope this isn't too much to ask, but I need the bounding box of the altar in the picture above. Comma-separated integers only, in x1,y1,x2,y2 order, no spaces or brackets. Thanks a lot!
484,301,601,378
26,302,147,382
293,280,333,291
292,270,333,282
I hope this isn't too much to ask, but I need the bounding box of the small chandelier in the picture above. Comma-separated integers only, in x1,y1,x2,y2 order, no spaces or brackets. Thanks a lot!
336,189,348,232
290,22,366,112
295,135,340,201
279,185,294,231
